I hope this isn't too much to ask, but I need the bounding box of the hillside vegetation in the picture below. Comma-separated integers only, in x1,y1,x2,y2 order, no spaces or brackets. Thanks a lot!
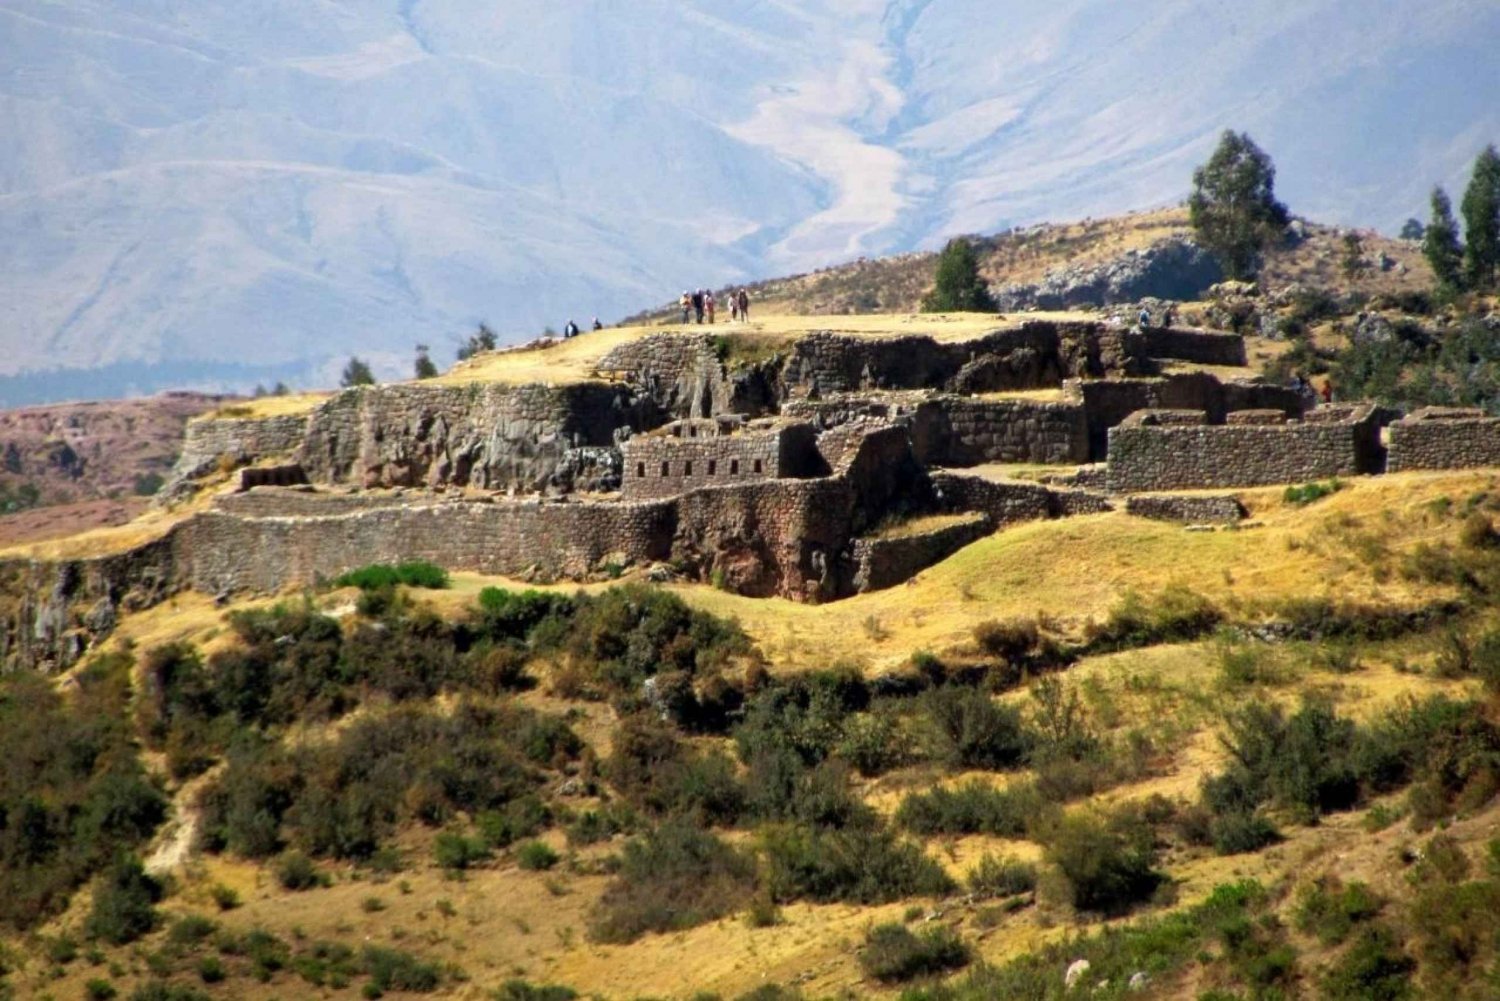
6,467,1500,1000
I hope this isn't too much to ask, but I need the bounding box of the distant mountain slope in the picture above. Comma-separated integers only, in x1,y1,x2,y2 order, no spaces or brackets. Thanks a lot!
2,0,1496,401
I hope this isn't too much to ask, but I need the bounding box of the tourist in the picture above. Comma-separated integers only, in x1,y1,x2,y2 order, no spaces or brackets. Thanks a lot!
705,290,716,324
692,289,705,324
563,319,580,338
679,291,691,324
592,317,603,331
1320,378,1334,404
729,295,740,322
1138,306,1151,329
737,288,750,322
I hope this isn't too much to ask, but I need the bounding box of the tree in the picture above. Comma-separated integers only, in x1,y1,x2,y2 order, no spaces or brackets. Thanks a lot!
456,323,498,361
921,237,996,312
1341,232,1366,279
414,344,438,380
1461,144,1500,290
340,357,375,388
1399,218,1425,241
1187,130,1290,280
1423,187,1465,293
85,855,162,944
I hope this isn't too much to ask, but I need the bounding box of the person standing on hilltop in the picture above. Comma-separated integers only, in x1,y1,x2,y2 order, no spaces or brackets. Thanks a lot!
729,294,740,322
705,290,717,324
1138,306,1151,329
563,318,580,338
592,317,603,331
737,288,751,322
692,289,705,324
680,291,691,324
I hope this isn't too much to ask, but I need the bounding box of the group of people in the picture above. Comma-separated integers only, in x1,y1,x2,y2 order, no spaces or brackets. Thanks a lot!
561,317,604,338
679,288,751,325
1290,372,1335,404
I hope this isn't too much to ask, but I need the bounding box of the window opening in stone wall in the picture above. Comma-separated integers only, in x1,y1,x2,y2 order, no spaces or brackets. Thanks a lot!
685,461,693,476
637,462,646,478
661,461,669,477
689,426,697,438
730,459,740,475
753,459,763,474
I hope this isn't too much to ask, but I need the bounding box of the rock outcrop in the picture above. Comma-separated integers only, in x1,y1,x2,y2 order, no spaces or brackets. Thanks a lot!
993,237,1224,311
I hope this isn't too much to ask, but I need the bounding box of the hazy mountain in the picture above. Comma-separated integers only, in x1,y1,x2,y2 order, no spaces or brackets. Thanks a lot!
2,0,1498,403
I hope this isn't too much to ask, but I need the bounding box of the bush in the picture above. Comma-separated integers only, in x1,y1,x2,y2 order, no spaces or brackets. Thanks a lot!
1040,809,1161,915
476,796,550,849
965,853,1037,898
895,780,1043,838
516,841,560,871
85,979,118,1000
209,883,241,910
973,618,1039,662
86,856,162,944
128,983,211,1001
433,832,490,871
334,561,449,591
275,851,323,891
1319,924,1414,1001
922,687,1031,770
495,981,579,1001
167,914,219,946
1295,877,1383,945
834,707,910,777
761,824,954,905
362,945,442,992
1209,809,1280,855
198,955,226,983
1086,585,1220,650
589,821,757,943
1284,479,1344,506
857,922,971,982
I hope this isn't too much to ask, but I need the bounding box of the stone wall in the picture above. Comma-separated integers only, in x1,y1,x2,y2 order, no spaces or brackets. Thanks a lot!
1075,373,1307,459
597,334,779,418
1387,408,1500,472
295,382,659,494
1124,494,1246,524
1106,404,1387,492
620,421,822,501
1124,326,1248,367
160,413,310,500
850,515,991,592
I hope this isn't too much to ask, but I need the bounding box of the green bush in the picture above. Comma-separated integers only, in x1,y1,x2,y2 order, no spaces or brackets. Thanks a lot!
1208,809,1280,855
476,796,550,849
1284,479,1344,506
516,841,560,871
1294,877,1383,945
972,618,1039,662
857,922,971,982
334,561,449,590
86,856,162,945
895,780,1043,838
589,821,757,944
607,715,747,825
197,955,226,983
760,824,954,905
85,979,118,1000
361,945,442,992
1040,809,1162,915
1319,924,1414,1001
1086,585,1221,651
965,853,1037,898
167,914,219,946
433,832,490,871
0,657,166,931
494,981,579,1001
275,851,323,891
834,707,911,777
921,686,1031,770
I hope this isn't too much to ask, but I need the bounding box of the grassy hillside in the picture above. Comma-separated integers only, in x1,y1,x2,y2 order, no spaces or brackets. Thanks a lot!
7,468,1500,1001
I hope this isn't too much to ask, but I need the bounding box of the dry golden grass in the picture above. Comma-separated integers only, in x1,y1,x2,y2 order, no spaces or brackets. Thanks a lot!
201,392,330,420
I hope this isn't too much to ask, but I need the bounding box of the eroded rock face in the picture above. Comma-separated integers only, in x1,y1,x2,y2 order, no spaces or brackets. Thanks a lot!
994,237,1225,311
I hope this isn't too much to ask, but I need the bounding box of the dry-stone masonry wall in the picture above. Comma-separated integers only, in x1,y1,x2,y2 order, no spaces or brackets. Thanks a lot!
1124,494,1246,524
1107,404,1387,492
295,382,660,494
1074,374,1307,459
160,413,310,500
850,514,991,592
620,420,823,501
1387,408,1500,472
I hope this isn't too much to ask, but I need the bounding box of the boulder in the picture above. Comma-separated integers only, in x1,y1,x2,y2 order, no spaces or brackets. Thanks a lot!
994,237,1224,311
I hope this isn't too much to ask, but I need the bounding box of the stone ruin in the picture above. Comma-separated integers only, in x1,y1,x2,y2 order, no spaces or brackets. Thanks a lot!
6,318,1500,672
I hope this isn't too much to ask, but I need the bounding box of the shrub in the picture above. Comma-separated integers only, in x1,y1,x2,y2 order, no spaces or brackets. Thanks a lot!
86,856,163,945
1319,924,1414,1001
167,914,219,946
334,561,449,590
516,841,560,871
921,686,1031,770
85,979,118,1000
1209,809,1280,855
589,821,757,943
1294,877,1383,945
1086,585,1220,650
857,922,971,982
128,983,212,1001
965,853,1037,898
361,945,442,992
761,824,954,905
209,883,241,910
275,851,323,891
835,707,910,777
1040,809,1162,915
494,981,579,1001
895,780,1043,838
973,618,1039,662
433,832,490,871
1284,479,1344,506
476,796,550,849
197,955,226,983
